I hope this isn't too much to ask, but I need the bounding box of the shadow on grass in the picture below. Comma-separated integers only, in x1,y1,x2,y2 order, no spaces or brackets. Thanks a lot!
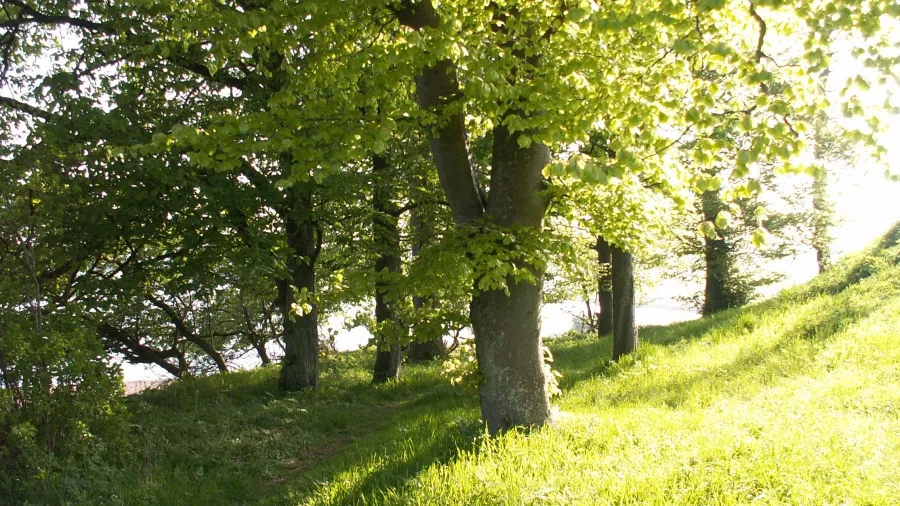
121,359,480,506
266,398,482,506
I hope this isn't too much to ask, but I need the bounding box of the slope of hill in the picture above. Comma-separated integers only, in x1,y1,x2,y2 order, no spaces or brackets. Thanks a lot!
34,224,900,505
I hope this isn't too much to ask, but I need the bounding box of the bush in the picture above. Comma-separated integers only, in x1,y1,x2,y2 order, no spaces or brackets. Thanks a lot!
0,314,126,501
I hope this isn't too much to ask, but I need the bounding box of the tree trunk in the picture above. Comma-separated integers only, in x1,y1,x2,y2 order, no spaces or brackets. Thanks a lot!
471,123,552,434
398,0,552,433
611,245,638,360
810,112,836,274
595,236,613,337
278,187,320,391
372,154,403,383
407,205,446,362
702,235,730,315
145,294,229,373
97,322,184,377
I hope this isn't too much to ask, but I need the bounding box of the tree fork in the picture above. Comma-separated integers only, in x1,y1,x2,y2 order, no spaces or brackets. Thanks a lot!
398,0,552,433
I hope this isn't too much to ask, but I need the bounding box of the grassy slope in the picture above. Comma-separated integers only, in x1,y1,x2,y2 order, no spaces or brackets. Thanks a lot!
88,225,900,505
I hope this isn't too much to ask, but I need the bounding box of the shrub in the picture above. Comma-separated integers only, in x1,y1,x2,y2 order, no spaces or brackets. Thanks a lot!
0,314,126,501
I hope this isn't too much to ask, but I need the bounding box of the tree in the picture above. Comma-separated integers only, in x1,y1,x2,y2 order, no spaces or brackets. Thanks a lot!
4,0,896,435
0,143,124,495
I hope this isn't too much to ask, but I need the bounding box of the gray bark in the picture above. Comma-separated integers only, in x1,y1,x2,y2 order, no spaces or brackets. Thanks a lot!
471,123,552,433
611,245,638,360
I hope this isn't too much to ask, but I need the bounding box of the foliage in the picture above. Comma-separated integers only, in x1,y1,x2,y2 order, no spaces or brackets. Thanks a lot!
0,146,127,500
0,315,126,501
441,339,480,390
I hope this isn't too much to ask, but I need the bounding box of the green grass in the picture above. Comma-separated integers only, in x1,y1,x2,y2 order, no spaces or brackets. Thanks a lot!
47,224,900,505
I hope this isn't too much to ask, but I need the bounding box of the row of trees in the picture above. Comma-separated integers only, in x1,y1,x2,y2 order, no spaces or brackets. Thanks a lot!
0,0,893,490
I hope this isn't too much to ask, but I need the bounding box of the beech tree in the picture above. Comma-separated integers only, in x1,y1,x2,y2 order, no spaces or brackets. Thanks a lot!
3,0,896,435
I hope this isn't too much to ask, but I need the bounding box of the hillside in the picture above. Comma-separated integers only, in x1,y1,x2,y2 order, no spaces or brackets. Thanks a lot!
38,224,900,505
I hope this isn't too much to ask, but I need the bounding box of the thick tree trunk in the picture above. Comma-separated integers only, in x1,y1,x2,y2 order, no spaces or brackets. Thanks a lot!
372,155,403,383
398,0,552,433
595,236,613,337
471,123,552,434
278,188,320,391
611,245,638,360
407,206,446,362
372,341,402,383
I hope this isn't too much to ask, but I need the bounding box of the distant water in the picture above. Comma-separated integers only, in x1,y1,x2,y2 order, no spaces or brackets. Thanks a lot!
120,299,698,382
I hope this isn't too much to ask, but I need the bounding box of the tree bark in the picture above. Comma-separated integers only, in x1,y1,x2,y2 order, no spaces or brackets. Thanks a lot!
278,186,320,391
253,342,271,365
595,236,613,337
471,123,552,434
372,154,403,383
97,322,184,377
395,2,485,226
145,294,229,373
241,305,272,365
611,245,638,360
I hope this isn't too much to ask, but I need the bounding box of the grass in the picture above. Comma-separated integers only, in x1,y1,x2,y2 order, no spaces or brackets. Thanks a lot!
35,224,900,505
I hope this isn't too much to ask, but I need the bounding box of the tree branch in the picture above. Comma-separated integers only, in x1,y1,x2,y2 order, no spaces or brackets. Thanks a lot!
0,95,53,120
0,0,115,33
146,293,229,372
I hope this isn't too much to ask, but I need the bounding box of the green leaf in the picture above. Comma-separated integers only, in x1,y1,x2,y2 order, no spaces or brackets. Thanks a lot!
715,210,732,230
751,228,768,248
699,221,718,239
